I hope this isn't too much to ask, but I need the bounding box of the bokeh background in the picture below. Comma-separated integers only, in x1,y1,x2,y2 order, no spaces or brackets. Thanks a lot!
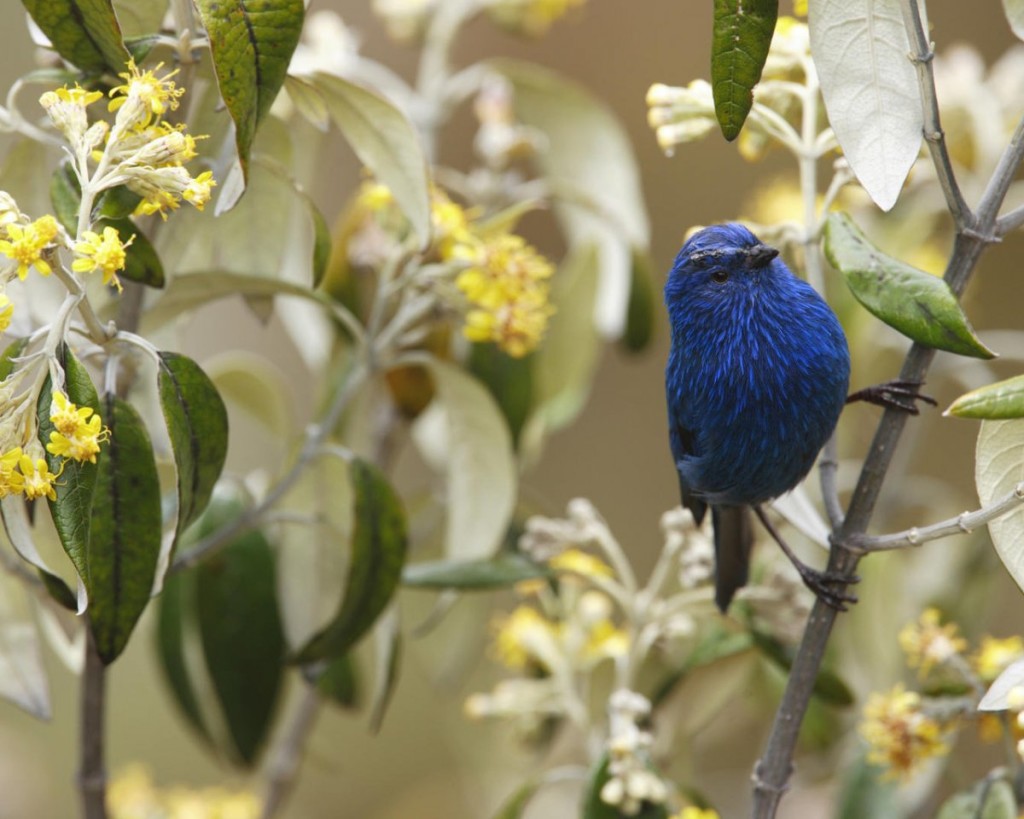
0,2,1022,817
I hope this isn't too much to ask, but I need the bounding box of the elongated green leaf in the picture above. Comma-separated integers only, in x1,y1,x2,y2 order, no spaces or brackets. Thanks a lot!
403,553,549,590
49,162,79,234
824,213,994,359
468,343,533,446
976,420,1024,593
711,0,778,140
310,198,332,289
311,73,431,247
23,0,130,73
368,608,401,733
158,352,229,538
312,654,361,709
410,358,517,561
293,459,407,664
0,337,29,382
947,374,1024,419
88,394,162,664
155,570,212,742
194,0,305,175
37,346,100,589
493,781,541,819
582,754,670,819
195,495,285,766
621,249,656,353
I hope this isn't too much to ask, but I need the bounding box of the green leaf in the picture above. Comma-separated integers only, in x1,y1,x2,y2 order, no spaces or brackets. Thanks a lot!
835,756,898,819
37,346,100,591
87,394,163,664
824,213,995,359
22,0,130,73
751,630,854,706
194,495,285,766
976,420,1024,593
310,198,332,289
157,352,229,539
621,248,657,353
938,780,1018,819
154,570,212,743
312,73,432,248
368,608,401,734
193,0,305,175
468,342,533,446
711,0,778,141
492,781,541,819
293,459,408,664
410,358,517,561
0,337,29,382
947,374,1024,419
403,553,549,590
98,185,143,219
311,654,361,709
582,754,670,819
49,162,80,234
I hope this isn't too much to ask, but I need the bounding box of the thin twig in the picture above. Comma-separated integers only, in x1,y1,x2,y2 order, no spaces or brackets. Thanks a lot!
996,203,1024,236
852,482,1024,552
79,627,107,819
259,684,322,819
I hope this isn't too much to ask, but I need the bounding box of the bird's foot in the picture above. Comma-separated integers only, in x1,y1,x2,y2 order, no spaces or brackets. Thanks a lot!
795,564,860,612
846,379,938,415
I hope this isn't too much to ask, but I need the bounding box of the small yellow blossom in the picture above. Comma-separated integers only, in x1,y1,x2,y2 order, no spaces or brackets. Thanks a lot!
40,85,104,145
47,392,108,464
72,226,133,291
0,215,60,279
549,548,613,580
973,635,1024,684
674,809,721,819
42,85,103,109
860,684,950,779
583,618,629,662
182,171,216,211
108,59,185,127
108,764,261,819
493,605,560,671
486,0,586,37
18,454,58,502
898,608,967,678
0,447,24,498
356,181,395,212
0,294,12,333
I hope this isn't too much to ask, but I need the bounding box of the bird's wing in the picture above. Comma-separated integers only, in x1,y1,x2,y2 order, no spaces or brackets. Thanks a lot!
669,418,708,525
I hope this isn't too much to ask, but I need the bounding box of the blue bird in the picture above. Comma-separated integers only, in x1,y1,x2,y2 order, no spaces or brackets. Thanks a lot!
664,223,851,612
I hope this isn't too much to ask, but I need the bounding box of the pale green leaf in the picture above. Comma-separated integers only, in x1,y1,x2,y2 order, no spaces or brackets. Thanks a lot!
1003,0,1024,41
410,358,517,560
368,606,401,734
23,0,130,73
311,72,431,247
402,553,549,590
947,374,1024,419
496,59,648,336
937,780,1017,819
0,568,51,719
711,0,779,140
809,0,922,210
979,658,1024,711
824,213,994,359
203,351,293,439
976,420,1024,592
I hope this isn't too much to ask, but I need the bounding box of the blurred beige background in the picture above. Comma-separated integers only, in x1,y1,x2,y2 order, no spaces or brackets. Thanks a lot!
0,2,1022,818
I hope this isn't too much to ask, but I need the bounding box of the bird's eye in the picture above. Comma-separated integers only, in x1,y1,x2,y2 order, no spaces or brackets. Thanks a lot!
711,269,729,284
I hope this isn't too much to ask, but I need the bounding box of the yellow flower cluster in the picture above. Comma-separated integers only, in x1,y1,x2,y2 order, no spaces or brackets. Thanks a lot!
860,684,949,779
973,635,1024,684
72,226,133,292
108,764,260,819
486,0,587,36
897,607,967,678
0,215,60,280
0,448,58,502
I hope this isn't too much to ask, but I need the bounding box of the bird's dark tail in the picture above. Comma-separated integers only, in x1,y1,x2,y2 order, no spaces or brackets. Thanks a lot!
711,506,753,612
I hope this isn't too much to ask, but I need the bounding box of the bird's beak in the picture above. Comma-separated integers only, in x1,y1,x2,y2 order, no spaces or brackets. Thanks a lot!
744,244,780,268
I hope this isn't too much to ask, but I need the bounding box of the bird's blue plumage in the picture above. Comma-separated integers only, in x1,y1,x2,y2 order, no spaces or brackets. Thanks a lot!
664,224,850,609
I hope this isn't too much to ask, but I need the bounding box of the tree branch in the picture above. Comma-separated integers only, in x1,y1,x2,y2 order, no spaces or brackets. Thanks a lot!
751,7,1024,816
851,482,1024,552
259,684,322,819
79,627,107,819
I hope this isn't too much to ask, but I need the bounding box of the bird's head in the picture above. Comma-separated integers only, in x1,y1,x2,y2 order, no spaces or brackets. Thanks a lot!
664,223,782,306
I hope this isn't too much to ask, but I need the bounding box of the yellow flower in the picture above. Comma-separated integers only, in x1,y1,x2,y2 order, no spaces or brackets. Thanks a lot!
47,392,108,465
431,190,474,255
583,618,628,662
860,684,950,779
492,605,560,670
356,181,395,212
0,447,24,498
182,171,216,211
549,548,613,580
898,608,967,678
42,85,103,109
18,455,58,502
72,226,133,291
108,59,184,127
674,809,720,819
486,0,586,36
0,215,60,279
0,294,12,332
973,635,1024,684
40,85,104,145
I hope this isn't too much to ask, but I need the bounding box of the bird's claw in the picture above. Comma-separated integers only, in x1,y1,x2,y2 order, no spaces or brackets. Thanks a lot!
795,566,859,612
846,379,938,415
